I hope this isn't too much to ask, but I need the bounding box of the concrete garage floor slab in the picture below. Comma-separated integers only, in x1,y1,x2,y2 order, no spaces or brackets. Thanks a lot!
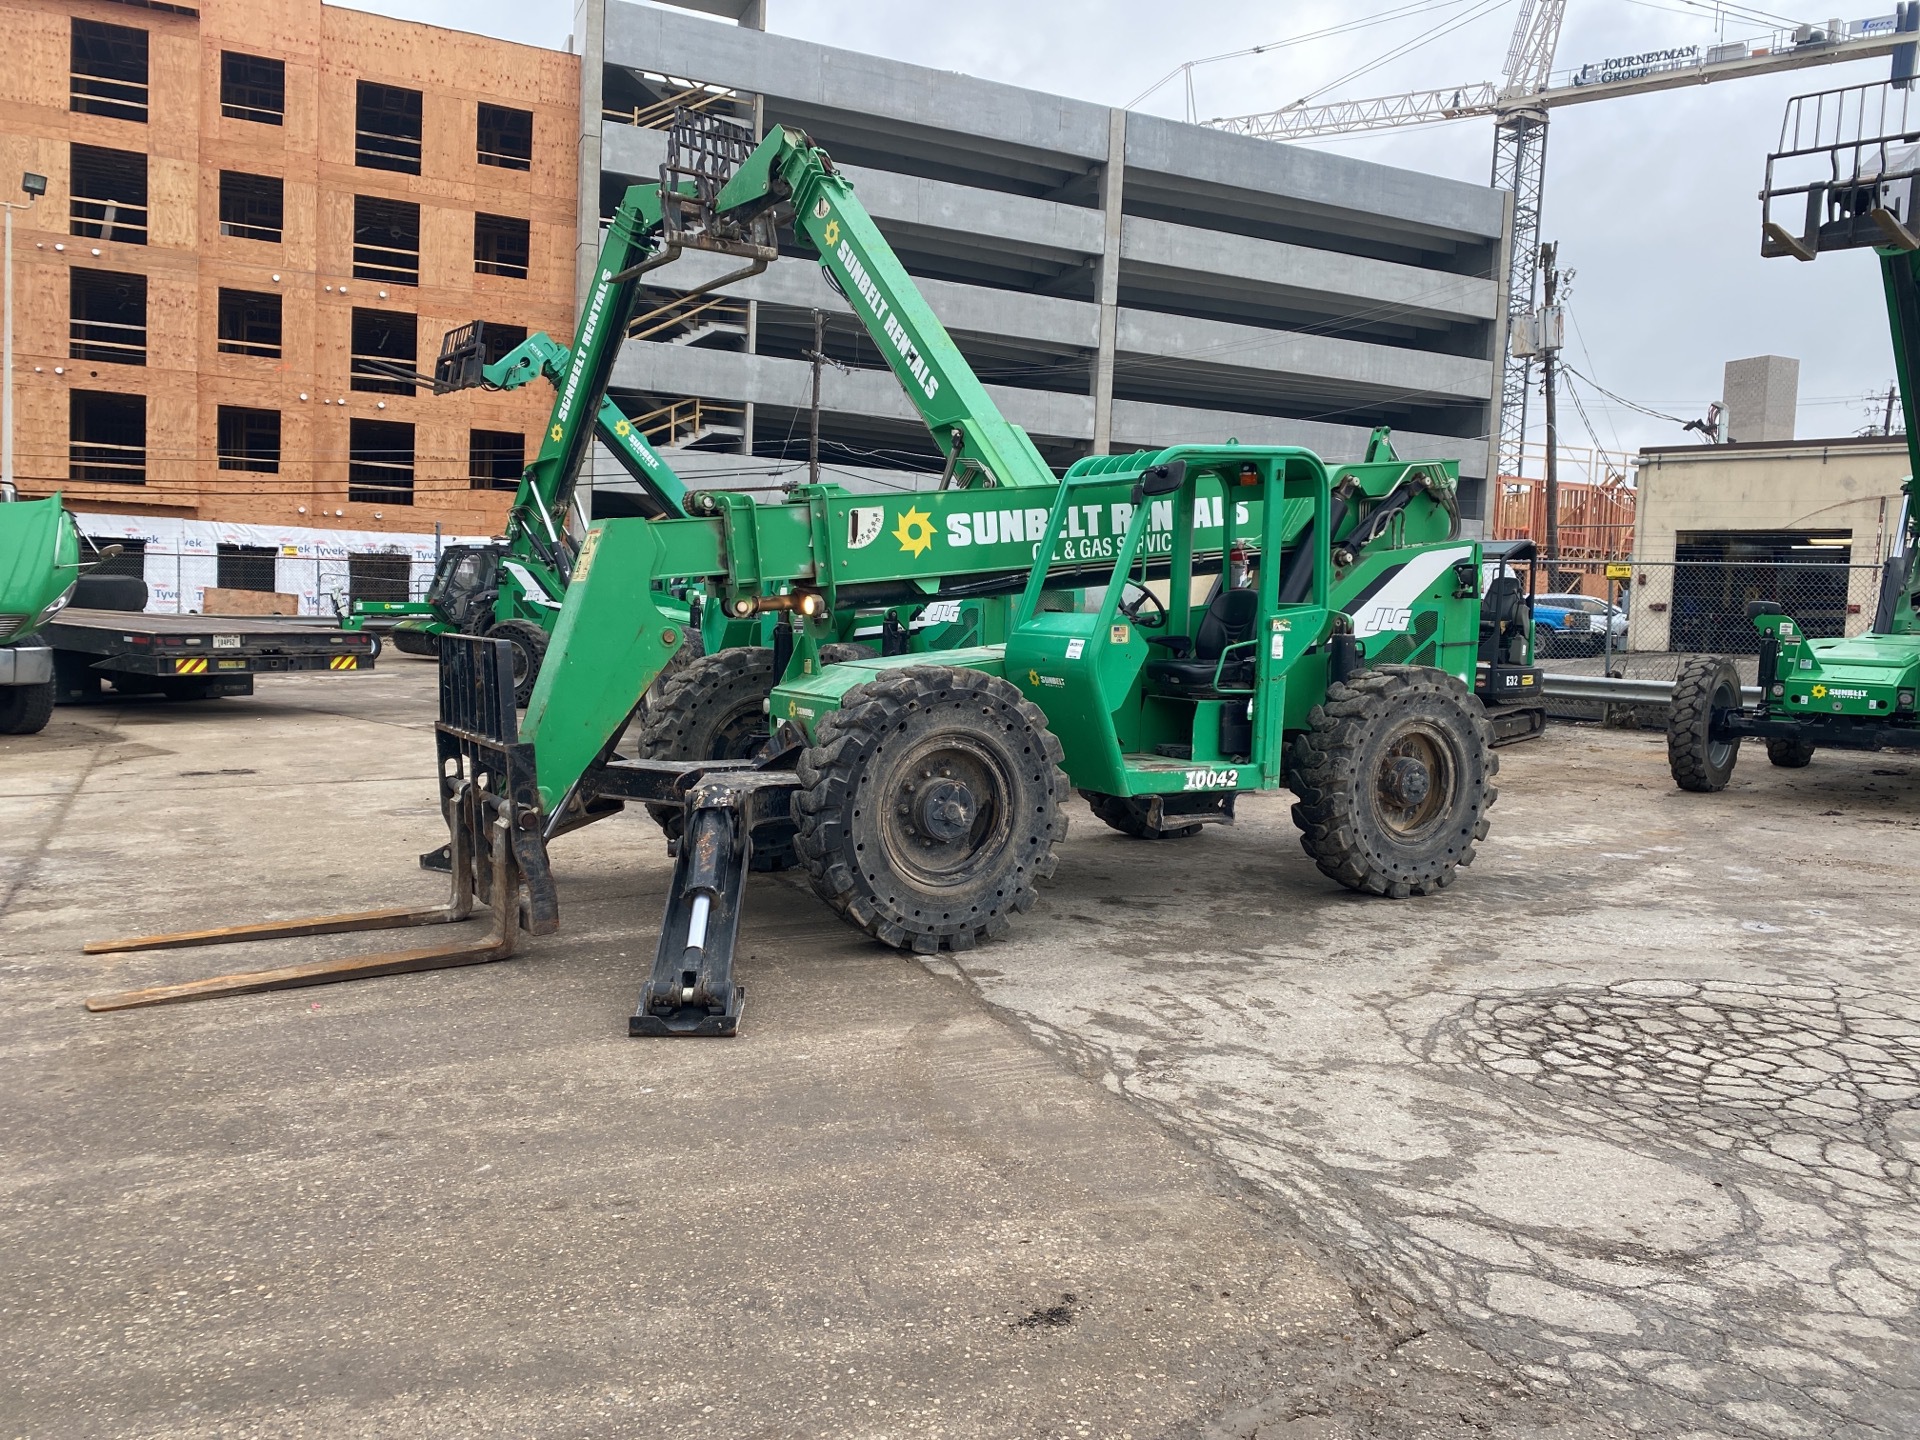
2,661,1915,1438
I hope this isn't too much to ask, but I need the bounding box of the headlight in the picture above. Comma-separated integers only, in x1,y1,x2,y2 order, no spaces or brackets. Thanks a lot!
35,583,75,625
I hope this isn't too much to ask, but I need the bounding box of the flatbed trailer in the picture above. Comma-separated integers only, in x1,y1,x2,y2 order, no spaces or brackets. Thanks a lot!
45,609,377,703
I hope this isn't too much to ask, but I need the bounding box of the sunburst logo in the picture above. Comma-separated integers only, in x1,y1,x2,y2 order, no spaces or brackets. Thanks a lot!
893,506,935,557
823,219,841,247
1812,684,1828,698
549,424,564,442
614,419,632,438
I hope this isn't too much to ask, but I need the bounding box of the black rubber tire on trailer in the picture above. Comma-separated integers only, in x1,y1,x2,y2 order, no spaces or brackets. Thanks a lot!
1667,655,1742,793
364,632,383,662
1290,665,1498,899
389,628,440,657
1080,789,1202,840
0,679,55,734
486,620,549,707
71,573,148,612
793,665,1069,955
1766,735,1816,769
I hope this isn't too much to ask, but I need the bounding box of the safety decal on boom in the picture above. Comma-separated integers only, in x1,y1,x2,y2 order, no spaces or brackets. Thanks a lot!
173,657,209,674
1347,545,1476,638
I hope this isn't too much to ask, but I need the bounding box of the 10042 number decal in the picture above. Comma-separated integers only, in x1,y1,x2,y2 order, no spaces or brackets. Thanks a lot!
1182,767,1239,791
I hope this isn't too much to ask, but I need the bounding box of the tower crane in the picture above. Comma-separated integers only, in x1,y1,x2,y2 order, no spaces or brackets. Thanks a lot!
1209,2,1914,486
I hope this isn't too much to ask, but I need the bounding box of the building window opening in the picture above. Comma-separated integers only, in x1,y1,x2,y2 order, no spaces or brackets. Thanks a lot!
71,18,148,123
217,289,283,358
477,103,533,170
350,309,418,394
84,534,146,579
480,323,527,365
356,81,423,175
469,429,525,490
216,543,278,593
349,418,415,505
353,195,420,286
217,406,281,473
219,171,284,243
474,212,530,280
70,144,148,245
70,390,145,484
69,269,147,367
348,552,413,604
221,52,285,125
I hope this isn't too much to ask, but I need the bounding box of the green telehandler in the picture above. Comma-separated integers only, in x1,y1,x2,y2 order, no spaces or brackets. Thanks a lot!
85,113,1517,1035
1667,79,1920,790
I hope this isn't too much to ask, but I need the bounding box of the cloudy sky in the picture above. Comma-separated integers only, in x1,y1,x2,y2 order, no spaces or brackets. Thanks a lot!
347,0,1910,460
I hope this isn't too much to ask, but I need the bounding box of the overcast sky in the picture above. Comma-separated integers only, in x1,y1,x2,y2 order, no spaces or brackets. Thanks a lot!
344,0,1910,463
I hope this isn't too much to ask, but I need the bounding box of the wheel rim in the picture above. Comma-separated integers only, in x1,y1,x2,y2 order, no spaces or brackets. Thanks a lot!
1369,720,1458,841
879,735,1013,888
703,702,767,760
1707,680,1737,769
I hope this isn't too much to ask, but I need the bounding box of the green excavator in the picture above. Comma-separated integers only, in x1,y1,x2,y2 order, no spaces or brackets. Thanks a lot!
85,113,1524,1036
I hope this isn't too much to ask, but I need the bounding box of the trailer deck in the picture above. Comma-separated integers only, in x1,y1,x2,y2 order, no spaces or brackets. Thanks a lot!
44,608,377,702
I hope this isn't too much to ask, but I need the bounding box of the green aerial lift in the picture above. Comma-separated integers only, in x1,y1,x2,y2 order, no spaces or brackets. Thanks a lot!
1668,79,1920,790
84,114,1508,1036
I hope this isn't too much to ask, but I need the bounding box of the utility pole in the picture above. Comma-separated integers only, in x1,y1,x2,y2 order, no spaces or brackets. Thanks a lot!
1885,382,1899,436
1539,241,1561,587
3,175,46,502
807,309,824,486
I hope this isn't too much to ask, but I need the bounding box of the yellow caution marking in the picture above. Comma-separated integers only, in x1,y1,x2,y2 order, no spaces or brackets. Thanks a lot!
173,657,208,674
330,655,359,670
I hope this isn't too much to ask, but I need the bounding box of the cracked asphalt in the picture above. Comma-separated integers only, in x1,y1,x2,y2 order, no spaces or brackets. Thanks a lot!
4,660,1917,1438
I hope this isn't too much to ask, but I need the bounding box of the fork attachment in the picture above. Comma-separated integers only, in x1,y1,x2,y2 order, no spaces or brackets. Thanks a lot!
83,637,555,1011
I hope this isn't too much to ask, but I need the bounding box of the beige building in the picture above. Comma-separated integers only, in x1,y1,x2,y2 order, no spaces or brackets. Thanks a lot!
0,0,578,539
1627,435,1910,650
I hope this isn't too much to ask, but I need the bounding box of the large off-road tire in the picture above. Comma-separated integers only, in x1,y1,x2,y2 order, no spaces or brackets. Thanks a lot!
1081,789,1201,839
485,619,549,707
1668,655,1742,793
0,679,55,734
1766,735,1816,769
634,624,705,726
793,665,1068,954
1290,665,1497,898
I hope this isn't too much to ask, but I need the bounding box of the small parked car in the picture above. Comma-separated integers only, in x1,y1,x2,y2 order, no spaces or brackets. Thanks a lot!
1534,592,1628,657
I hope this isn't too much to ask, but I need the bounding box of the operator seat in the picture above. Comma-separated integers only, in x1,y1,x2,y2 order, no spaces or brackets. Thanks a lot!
1478,573,1527,665
1143,587,1260,698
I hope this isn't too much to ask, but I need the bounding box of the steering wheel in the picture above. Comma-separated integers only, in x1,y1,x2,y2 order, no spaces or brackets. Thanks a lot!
1117,579,1168,630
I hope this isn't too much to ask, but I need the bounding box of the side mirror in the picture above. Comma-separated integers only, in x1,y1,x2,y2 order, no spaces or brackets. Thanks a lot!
97,543,124,561
1140,459,1186,497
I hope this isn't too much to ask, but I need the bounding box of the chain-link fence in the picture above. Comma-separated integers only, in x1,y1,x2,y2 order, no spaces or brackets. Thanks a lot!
85,545,436,618
1623,559,1888,656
